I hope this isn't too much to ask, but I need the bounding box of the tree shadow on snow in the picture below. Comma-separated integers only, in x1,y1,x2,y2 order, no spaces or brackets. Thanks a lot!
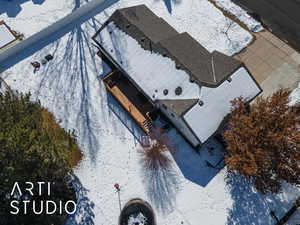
66,174,95,225
33,6,105,163
142,164,180,214
0,0,45,18
226,172,300,225
0,0,118,73
106,93,147,147
154,0,182,14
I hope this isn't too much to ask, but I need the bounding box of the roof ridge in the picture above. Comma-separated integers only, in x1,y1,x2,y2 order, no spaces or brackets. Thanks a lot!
211,54,216,83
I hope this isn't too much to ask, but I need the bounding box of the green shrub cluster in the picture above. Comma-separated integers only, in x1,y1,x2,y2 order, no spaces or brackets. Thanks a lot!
0,92,81,225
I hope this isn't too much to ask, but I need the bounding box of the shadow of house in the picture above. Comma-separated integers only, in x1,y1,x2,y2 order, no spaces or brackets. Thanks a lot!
106,92,147,146
226,172,300,225
0,0,45,18
167,129,225,187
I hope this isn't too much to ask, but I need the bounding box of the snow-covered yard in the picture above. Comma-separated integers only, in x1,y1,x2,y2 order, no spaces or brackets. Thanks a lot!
0,0,77,37
1,0,300,225
211,0,263,32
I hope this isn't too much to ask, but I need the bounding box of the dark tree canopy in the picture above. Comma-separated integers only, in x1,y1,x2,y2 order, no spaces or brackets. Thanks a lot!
224,89,300,194
0,92,81,225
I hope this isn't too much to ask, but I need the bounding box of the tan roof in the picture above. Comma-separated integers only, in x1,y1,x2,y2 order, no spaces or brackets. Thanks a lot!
158,99,198,116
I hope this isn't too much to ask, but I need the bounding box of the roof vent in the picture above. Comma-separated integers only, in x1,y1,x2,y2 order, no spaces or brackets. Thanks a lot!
198,100,204,106
125,24,130,28
190,78,195,83
227,77,232,82
175,87,182,96
163,89,168,96
175,64,181,69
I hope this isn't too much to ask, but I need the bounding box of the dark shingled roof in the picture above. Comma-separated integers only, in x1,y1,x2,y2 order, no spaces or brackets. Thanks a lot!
115,5,179,43
232,0,300,52
110,5,242,87
159,33,242,87
158,99,198,116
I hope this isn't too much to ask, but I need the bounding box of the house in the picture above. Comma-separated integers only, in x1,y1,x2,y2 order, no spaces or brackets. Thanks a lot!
232,0,300,53
0,21,19,54
92,5,262,147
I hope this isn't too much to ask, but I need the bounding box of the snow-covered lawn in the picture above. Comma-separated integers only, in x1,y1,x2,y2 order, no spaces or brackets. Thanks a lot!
1,0,300,225
211,0,264,32
0,0,79,38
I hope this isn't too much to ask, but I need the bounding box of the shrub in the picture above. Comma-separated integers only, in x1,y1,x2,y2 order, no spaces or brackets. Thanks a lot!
139,140,172,171
224,89,300,194
0,92,81,225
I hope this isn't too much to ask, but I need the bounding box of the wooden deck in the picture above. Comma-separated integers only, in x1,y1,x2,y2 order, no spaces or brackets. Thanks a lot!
103,71,155,133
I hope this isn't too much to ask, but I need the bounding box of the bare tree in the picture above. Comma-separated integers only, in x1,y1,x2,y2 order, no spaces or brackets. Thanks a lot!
139,139,173,171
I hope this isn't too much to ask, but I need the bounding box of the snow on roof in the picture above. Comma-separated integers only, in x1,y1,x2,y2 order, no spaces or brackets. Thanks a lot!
108,5,243,87
0,22,16,49
184,67,261,142
97,21,261,143
114,5,179,44
97,22,200,101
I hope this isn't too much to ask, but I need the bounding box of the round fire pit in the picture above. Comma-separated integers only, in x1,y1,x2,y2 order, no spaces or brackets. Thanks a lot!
119,198,156,225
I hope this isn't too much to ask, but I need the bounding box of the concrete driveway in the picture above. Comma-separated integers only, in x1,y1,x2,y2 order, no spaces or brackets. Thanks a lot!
235,30,300,97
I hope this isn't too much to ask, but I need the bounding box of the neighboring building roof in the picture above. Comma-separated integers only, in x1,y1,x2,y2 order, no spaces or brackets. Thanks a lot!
232,0,300,52
0,21,17,49
158,99,198,116
113,5,179,44
109,4,242,87
158,32,242,87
